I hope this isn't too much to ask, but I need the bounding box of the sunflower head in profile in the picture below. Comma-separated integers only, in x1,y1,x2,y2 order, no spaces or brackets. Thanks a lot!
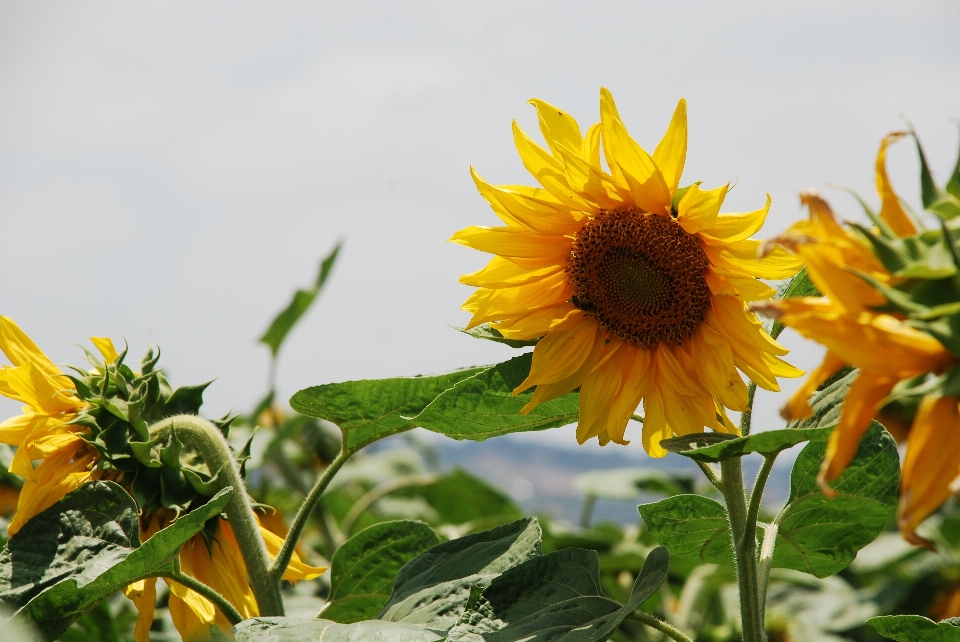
451,89,803,456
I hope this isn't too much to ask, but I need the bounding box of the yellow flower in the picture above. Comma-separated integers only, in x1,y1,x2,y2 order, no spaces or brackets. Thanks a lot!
0,315,116,534
126,513,325,642
755,135,958,545
451,89,803,455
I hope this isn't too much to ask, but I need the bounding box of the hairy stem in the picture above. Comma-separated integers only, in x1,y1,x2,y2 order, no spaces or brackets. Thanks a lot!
720,457,764,642
746,454,777,533
165,567,244,625
628,612,695,642
758,522,778,620
148,415,284,617
739,382,757,436
696,461,722,490
270,445,352,582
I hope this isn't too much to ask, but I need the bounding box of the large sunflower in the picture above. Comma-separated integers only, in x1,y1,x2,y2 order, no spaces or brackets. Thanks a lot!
451,89,803,455
755,134,958,546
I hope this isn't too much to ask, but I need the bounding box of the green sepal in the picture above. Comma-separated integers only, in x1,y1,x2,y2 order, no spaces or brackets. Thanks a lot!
850,224,958,279
836,185,897,238
182,465,223,496
130,438,164,468
454,324,539,348
912,129,946,211
671,181,702,214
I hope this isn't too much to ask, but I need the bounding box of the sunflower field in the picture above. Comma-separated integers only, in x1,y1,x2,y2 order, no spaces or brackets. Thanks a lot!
3,89,960,642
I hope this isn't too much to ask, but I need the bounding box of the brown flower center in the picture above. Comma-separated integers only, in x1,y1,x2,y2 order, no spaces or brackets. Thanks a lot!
567,208,711,348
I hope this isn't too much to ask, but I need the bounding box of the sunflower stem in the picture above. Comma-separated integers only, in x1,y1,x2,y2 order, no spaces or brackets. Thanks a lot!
270,444,352,583
739,382,757,436
148,415,284,617
627,612,694,642
696,461,722,490
164,568,244,625
719,457,765,642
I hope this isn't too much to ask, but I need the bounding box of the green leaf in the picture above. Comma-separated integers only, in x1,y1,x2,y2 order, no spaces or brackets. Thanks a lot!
378,518,541,629
415,353,580,440
290,366,487,453
912,130,947,211
947,134,960,200
771,422,899,577
868,614,960,641
788,368,857,431
448,546,669,642
391,470,523,527
260,242,342,356
455,324,538,348
3,482,232,640
660,427,831,463
574,468,694,500
638,496,733,564
234,619,444,642
323,521,441,624
770,267,821,339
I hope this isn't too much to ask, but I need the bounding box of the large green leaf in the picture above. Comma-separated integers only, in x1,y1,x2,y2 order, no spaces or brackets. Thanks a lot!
378,518,541,629
415,353,580,440
868,615,960,641
788,368,857,431
770,421,899,577
290,366,486,452
638,496,733,564
3,482,232,640
260,242,342,356
447,546,669,642
322,521,440,624
390,469,523,527
660,427,831,463
234,618,444,642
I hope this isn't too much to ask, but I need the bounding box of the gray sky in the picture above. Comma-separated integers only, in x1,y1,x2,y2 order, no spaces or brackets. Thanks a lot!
2,2,959,453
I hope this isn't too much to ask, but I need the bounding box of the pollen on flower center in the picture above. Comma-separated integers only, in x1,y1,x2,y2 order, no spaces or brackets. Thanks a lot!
567,208,711,348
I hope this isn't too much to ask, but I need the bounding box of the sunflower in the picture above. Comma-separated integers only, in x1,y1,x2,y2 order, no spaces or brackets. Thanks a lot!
451,89,803,455
754,133,958,546
0,316,325,640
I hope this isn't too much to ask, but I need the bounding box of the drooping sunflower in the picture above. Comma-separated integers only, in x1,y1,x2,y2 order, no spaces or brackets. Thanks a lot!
0,316,324,641
451,89,803,455
754,132,959,546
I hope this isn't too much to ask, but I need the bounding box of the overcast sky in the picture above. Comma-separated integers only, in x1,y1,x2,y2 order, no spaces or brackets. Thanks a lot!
2,2,959,455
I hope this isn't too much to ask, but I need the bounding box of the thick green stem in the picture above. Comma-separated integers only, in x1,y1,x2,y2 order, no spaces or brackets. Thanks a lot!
628,612,694,642
719,458,764,642
746,454,776,533
148,415,284,617
270,445,352,582
758,522,778,620
739,382,757,436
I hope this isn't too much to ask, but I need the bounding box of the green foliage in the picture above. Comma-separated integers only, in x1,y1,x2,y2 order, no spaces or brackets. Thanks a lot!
575,468,695,500
1,482,232,641
291,353,580,450
455,324,539,348
771,422,899,578
235,618,443,642
390,469,523,526
639,496,733,564
447,546,668,642
868,614,960,641
660,427,832,463
770,267,820,339
260,242,342,357
323,521,441,624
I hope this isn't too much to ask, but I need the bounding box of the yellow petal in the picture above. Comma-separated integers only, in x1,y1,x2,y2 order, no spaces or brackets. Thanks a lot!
704,239,802,280
601,106,671,215
471,169,584,236
677,183,728,235
712,295,789,356
513,121,593,209
494,303,578,340
819,371,896,486
781,351,846,421
0,316,63,379
450,226,572,259
514,315,597,391
125,577,157,642
460,256,563,289
2,363,81,415
551,142,625,209
641,384,671,458
700,195,771,245
875,132,917,237
0,411,66,447
576,341,629,444
524,331,607,414
652,98,688,195
90,337,119,364
260,523,326,581
8,443,94,535
582,123,603,169
898,396,960,545
689,328,750,412
707,269,777,302
465,272,570,328
529,98,583,159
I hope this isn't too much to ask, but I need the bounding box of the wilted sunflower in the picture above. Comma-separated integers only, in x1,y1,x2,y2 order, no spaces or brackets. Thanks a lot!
451,89,803,455
754,133,959,546
0,317,324,641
